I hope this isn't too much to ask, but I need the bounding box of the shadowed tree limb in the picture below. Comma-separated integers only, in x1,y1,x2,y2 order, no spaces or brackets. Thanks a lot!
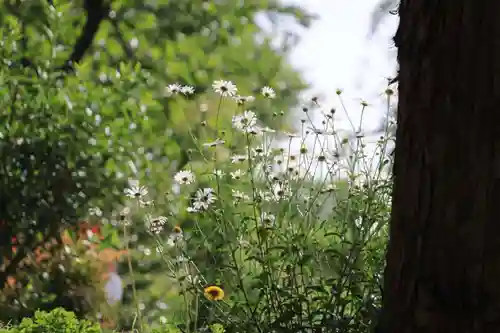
61,0,109,72
4,0,107,73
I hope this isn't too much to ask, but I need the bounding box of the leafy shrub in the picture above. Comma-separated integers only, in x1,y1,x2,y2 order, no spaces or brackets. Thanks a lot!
0,308,101,333
0,1,145,322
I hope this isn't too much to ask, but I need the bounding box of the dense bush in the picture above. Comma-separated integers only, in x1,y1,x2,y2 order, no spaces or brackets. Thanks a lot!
0,308,101,333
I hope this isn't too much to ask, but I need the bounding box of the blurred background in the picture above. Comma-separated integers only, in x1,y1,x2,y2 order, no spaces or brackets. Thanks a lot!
284,0,397,131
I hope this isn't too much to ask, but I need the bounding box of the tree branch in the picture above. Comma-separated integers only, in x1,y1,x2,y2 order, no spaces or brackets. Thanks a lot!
61,0,109,72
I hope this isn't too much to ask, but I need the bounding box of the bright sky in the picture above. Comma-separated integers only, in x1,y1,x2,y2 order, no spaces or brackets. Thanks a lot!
255,0,400,178
284,0,399,133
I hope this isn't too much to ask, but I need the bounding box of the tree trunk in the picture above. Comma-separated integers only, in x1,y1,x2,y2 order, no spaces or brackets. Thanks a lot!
378,1,500,332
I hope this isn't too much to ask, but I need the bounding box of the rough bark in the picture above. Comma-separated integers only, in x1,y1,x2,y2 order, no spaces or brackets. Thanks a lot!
378,0,500,332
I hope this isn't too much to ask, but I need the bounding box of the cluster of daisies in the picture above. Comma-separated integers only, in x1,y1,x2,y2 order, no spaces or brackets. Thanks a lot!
171,143,338,214
173,164,297,212
166,79,341,166
165,79,275,99
124,79,348,232
117,79,364,302
121,180,226,301
123,181,184,246
166,80,275,101
210,79,276,100
167,81,278,139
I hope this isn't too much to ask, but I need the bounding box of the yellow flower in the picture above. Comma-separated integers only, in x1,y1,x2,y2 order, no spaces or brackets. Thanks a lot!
204,285,224,301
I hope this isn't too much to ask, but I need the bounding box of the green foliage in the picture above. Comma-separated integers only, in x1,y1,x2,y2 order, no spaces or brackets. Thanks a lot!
0,5,152,320
209,323,225,333
149,324,182,333
0,308,101,333
0,0,313,325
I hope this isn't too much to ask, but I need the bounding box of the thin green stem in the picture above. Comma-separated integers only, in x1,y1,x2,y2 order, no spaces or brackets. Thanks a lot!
123,223,144,333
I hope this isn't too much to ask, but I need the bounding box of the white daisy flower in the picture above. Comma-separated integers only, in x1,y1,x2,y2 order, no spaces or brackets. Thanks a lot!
231,154,247,163
166,83,182,95
168,232,183,243
146,215,168,235
124,183,148,199
139,199,154,208
230,169,245,180
212,80,237,97
181,85,195,95
268,172,283,182
271,182,291,201
261,212,276,228
213,169,225,177
232,189,250,202
119,206,131,217
174,170,196,185
246,126,263,136
234,95,255,105
232,110,257,131
192,188,217,211
261,86,276,99
186,206,199,213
